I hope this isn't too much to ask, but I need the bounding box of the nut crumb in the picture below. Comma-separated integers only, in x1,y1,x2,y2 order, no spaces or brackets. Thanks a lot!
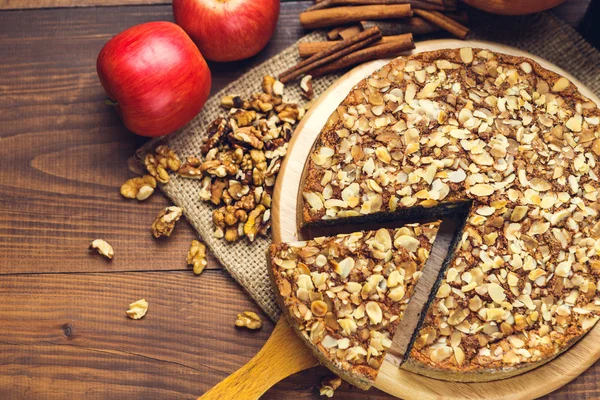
187,240,207,275
89,239,114,260
151,206,183,238
235,311,262,330
319,376,342,398
126,299,148,320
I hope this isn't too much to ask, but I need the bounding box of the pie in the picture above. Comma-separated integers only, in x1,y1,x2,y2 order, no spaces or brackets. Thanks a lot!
296,48,600,382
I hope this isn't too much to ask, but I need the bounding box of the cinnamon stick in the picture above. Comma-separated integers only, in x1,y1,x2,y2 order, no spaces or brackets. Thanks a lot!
298,34,413,58
338,25,363,40
360,13,467,36
412,9,469,39
300,4,412,29
310,37,416,77
279,27,382,83
305,0,410,12
305,0,455,12
327,26,347,40
414,0,456,10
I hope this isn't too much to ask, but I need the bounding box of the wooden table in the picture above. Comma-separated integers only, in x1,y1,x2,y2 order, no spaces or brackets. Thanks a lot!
0,1,597,399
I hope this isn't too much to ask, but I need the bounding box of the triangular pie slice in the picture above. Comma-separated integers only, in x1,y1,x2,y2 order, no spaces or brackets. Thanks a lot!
300,48,600,381
269,222,440,389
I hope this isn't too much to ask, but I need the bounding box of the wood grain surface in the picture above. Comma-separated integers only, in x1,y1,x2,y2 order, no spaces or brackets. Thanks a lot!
0,0,167,9
0,1,597,399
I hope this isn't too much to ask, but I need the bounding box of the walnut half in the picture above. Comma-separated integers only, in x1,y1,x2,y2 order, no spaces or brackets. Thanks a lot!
126,299,148,320
151,206,183,238
187,240,207,275
235,311,263,330
120,175,156,201
89,239,114,260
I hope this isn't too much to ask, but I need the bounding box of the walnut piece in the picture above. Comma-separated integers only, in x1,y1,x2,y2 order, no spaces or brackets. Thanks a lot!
145,145,181,183
126,299,148,320
120,175,157,201
262,75,276,95
178,157,203,179
235,311,262,330
151,206,183,238
319,376,342,398
244,204,267,242
300,75,314,100
155,145,182,171
89,239,114,260
187,240,208,275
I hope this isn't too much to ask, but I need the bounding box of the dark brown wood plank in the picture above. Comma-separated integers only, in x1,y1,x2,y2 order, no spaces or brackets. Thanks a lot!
1,269,600,399
0,0,169,8
0,0,166,9
0,0,301,10
1,0,592,33
0,270,392,399
0,271,271,399
1,1,599,399
0,3,309,275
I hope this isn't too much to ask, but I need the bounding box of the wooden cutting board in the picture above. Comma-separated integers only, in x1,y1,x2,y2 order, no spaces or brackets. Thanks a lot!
200,39,600,400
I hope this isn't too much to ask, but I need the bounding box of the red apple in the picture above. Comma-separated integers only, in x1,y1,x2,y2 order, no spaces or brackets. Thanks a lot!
97,21,211,137
172,0,280,62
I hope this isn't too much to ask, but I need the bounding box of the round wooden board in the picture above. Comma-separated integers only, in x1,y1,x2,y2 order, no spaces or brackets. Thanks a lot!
272,39,600,399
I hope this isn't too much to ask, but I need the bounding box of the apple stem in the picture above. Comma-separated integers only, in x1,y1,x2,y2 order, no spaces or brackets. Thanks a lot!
104,98,119,106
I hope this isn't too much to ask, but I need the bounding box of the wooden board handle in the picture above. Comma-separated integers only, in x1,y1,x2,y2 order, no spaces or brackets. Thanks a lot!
198,318,319,400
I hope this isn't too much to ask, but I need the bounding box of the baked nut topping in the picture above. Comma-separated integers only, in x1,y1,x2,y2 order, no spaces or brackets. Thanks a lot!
270,223,439,388
176,76,305,243
301,48,600,376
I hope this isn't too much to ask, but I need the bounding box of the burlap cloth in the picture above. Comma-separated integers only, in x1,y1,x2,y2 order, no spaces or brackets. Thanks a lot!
137,11,600,321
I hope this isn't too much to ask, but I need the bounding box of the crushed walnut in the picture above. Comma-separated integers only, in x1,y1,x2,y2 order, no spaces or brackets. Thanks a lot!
235,311,263,330
187,239,208,275
319,376,342,398
151,206,183,238
89,239,114,260
176,75,307,243
120,175,156,201
145,145,181,184
127,299,148,320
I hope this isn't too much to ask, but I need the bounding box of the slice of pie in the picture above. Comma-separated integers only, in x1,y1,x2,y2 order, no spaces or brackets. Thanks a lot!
269,222,440,389
300,48,600,381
